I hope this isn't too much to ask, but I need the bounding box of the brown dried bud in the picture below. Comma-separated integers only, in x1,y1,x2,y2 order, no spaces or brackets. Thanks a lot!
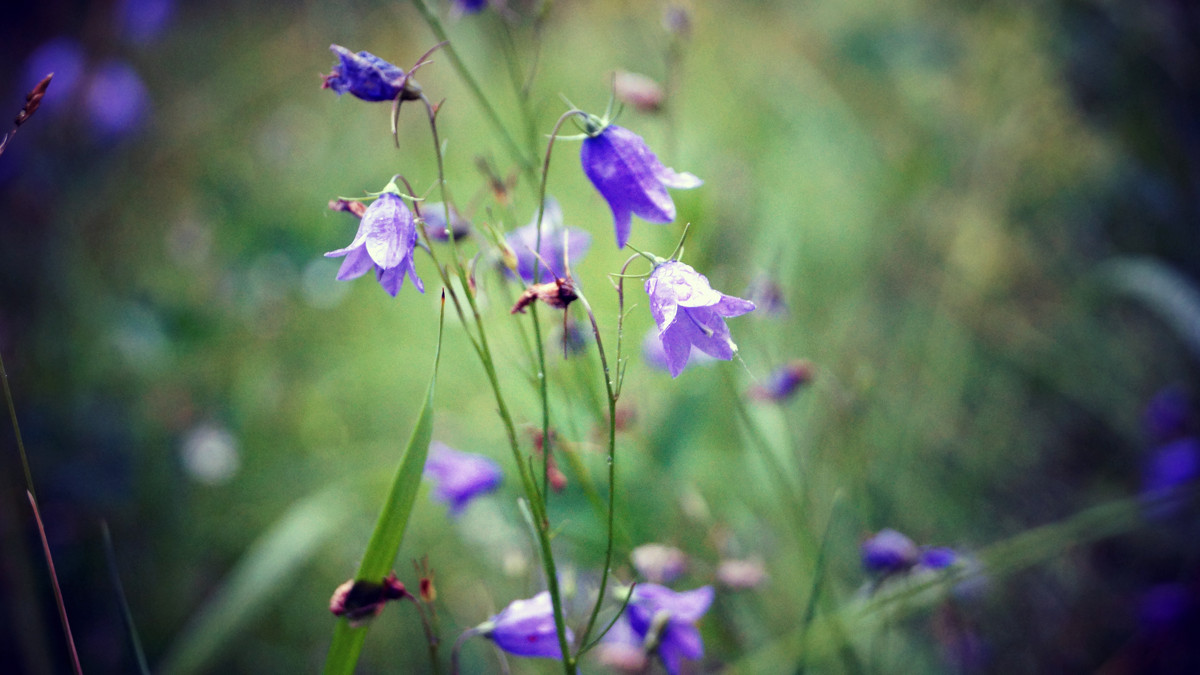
329,572,410,627
510,277,577,314
328,199,368,218
614,71,664,114
15,73,53,127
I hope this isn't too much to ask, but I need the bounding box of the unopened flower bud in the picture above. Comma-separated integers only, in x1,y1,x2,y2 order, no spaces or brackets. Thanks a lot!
613,71,664,114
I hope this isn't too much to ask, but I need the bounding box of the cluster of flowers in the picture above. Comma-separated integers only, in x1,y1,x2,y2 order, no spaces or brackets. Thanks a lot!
322,44,756,378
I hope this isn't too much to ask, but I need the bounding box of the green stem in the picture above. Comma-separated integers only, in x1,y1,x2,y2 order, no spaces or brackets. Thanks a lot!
409,0,537,183
419,95,573,674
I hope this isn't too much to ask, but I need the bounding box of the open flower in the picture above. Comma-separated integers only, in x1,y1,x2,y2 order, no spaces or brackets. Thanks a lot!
424,442,502,515
505,198,591,283
581,124,701,248
476,591,572,659
645,261,754,377
322,45,421,102
625,584,713,675
324,190,423,296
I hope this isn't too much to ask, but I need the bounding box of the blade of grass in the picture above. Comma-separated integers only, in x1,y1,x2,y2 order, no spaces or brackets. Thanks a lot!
322,293,446,675
101,521,150,675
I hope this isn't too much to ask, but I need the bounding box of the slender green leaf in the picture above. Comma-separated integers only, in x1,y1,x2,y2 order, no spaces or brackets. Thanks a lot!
322,297,446,675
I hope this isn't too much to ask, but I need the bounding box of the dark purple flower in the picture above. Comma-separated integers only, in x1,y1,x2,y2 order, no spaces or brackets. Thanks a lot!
861,529,920,574
84,60,149,138
750,359,814,402
423,442,502,515
115,0,174,44
322,45,419,102
325,189,423,296
1144,387,1192,445
919,546,958,570
505,199,591,283
478,591,572,659
1142,437,1199,517
645,261,754,378
581,124,701,248
455,0,488,13
625,584,713,675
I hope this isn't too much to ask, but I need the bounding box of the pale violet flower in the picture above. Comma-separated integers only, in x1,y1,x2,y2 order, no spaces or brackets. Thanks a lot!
424,442,502,515
324,190,423,297
477,591,571,659
645,261,754,377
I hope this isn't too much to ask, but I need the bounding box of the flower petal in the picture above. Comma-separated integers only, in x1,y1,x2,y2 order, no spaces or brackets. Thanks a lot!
362,193,410,269
334,246,374,280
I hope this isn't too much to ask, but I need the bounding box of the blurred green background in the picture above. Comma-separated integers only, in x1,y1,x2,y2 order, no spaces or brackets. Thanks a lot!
2,0,1199,673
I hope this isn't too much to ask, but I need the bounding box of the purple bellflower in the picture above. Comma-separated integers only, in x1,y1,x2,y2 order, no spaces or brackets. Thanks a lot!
1142,437,1199,517
476,591,572,659
645,260,755,378
580,123,701,248
322,45,421,103
625,583,714,675
325,187,423,296
505,198,591,283
424,442,502,515
420,202,471,241
861,529,920,574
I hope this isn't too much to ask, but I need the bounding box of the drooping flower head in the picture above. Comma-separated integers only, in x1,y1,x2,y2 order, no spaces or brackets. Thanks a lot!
580,122,701,248
322,45,421,102
624,584,713,675
476,591,572,659
642,327,714,374
423,442,502,515
324,182,423,296
644,260,755,378
505,198,591,283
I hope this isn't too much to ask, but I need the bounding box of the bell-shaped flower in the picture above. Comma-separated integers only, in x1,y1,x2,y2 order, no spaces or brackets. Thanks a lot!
322,45,420,102
644,261,755,377
423,442,502,515
625,584,713,675
420,202,471,241
505,198,591,283
325,189,424,296
581,124,701,248
477,591,572,659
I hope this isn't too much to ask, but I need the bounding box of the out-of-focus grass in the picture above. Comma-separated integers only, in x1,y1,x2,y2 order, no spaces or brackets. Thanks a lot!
1,0,1197,673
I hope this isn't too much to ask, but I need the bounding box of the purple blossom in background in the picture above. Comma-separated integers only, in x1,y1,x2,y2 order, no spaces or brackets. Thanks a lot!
1142,437,1199,517
322,45,417,102
424,442,502,515
115,0,175,44
625,584,713,675
631,543,687,584
505,198,591,283
478,591,571,658
22,38,85,117
581,124,701,248
420,202,470,241
645,261,755,377
325,190,423,296
455,0,488,13
1138,583,1192,632
750,359,814,402
745,272,787,317
861,529,920,574
920,547,958,570
1144,386,1192,445
85,60,150,139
